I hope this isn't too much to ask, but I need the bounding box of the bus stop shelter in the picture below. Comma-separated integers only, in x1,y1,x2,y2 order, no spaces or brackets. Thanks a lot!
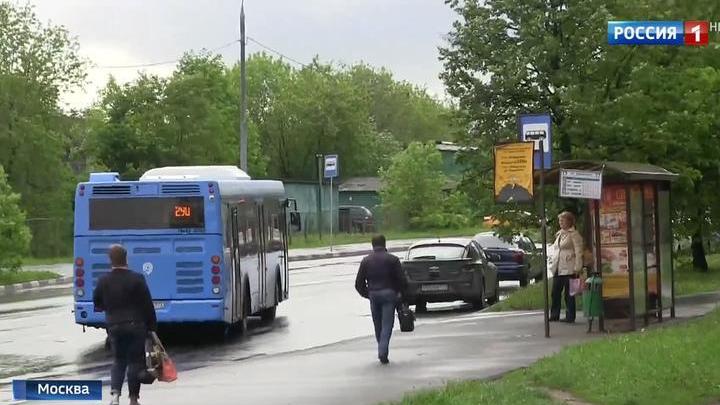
541,161,678,331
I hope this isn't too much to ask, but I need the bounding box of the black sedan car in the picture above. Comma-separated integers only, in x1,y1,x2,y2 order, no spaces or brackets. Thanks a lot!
401,238,499,312
473,232,542,287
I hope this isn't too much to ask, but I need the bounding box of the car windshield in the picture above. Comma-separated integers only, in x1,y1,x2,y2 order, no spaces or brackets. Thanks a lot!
474,234,517,249
407,245,466,260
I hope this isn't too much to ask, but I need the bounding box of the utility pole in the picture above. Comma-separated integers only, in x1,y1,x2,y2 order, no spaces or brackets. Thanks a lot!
239,0,248,172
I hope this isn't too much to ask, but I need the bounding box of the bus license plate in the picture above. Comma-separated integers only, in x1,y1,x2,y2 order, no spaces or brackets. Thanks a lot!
421,284,448,292
153,301,166,310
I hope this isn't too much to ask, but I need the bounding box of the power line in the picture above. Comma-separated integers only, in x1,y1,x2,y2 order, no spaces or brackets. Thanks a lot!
93,39,241,69
246,36,307,67
90,36,308,70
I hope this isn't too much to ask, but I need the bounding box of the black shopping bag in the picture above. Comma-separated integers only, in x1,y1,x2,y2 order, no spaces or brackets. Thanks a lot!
396,303,415,332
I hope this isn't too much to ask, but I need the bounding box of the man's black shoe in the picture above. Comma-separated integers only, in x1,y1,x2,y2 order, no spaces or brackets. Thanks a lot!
561,318,575,323
379,356,389,365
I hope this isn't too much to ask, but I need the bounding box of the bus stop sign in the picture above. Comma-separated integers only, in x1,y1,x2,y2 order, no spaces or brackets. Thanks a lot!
324,155,339,179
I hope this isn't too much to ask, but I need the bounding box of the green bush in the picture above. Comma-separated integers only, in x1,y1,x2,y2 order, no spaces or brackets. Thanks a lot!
0,166,32,271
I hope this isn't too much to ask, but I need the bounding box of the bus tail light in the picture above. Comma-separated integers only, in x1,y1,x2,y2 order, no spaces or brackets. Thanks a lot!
211,266,221,274
211,255,221,264
75,257,85,297
212,276,221,285
212,287,221,294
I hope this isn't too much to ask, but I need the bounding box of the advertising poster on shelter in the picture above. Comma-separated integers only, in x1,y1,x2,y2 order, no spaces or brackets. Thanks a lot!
599,185,629,274
494,142,534,204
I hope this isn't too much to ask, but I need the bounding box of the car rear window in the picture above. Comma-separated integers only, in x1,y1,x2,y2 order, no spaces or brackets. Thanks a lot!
407,245,466,260
474,234,516,249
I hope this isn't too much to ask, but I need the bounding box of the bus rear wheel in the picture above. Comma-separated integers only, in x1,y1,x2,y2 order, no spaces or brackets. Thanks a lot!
260,282,280,322
237,287,250,335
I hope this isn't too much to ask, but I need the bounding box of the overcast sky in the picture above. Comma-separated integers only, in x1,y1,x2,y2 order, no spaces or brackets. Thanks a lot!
25,0,458,110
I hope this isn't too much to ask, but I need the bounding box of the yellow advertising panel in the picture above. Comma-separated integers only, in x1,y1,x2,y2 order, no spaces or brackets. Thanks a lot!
494,142,534,204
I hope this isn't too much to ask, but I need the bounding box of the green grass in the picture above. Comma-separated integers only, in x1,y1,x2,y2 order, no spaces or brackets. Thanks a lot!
21,256,72,266
288,227,483,249
489,281,553,312
395,308,720,405
490,253,720,312
674,254,720,296
391,379,554,405
0,270,60,286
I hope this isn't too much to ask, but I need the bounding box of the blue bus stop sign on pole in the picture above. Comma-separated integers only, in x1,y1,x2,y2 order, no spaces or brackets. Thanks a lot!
518,114,552,170
324,155,339,179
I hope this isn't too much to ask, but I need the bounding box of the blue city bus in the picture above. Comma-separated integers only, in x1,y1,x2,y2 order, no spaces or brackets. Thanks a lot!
72,166,290,334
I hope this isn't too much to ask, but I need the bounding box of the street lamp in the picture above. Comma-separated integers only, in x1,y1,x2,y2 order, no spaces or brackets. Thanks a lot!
524,129,550,339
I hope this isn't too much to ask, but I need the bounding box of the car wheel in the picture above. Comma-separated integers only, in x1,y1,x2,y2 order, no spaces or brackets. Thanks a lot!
472,281,486,310
486,278,500,305
415,301,427,313
520,276,529,287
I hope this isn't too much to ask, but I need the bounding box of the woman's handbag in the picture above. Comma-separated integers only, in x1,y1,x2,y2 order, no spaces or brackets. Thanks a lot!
569,277,585,297
137,335,160,384
397,303,415,332
149,331,177,383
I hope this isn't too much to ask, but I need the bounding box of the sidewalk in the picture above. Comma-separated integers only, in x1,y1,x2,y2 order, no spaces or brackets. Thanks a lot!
134,293,720,405
4,238,428,296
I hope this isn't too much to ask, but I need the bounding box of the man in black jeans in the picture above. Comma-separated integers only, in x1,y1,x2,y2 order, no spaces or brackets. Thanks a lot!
355,235,407,364
94,245,157,405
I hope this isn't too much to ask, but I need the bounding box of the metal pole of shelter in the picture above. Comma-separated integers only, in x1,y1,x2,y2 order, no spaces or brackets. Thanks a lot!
539,138,550,338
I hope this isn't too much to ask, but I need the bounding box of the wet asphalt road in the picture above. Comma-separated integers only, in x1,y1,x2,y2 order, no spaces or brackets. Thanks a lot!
0,255,521,404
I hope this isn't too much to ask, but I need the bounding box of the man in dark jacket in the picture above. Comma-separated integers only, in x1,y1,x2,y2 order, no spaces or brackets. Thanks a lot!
355,235,407,364
94,244,157,405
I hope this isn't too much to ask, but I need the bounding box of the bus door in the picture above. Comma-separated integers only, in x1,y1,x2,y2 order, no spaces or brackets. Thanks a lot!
230,207,242,322
282,199,295,298
257,203,268,308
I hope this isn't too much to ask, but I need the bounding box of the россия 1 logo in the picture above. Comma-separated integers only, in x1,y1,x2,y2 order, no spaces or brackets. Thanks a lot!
608,21,710,46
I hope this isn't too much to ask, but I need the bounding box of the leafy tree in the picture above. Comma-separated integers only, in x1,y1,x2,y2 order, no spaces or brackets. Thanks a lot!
0,166,31,271
0,3,85,256
94,53,266,179
380,142,446,228
441,0,720,269
346,64,456,146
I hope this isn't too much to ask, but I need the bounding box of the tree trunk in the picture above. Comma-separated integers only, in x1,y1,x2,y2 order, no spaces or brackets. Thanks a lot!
692,231,708,272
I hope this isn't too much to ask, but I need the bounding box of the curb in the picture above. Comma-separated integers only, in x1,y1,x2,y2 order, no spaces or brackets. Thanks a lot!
0,276,73,296
3,247,413,296
288,246,409,263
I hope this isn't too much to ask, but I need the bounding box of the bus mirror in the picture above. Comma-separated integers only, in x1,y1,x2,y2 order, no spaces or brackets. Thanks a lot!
290,212,301,232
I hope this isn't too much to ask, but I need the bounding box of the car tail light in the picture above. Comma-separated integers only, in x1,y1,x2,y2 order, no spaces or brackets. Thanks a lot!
211,266,221,274
514,252,525,264
212,276,221,285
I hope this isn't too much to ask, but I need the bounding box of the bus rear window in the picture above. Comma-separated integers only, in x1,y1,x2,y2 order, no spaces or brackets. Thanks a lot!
89,197,205,230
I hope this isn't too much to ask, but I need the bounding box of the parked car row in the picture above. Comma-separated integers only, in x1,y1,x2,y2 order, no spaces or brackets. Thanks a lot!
400,232,542,311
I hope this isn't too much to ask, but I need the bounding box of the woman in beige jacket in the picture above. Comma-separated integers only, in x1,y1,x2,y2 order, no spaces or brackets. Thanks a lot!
550,211,584,323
